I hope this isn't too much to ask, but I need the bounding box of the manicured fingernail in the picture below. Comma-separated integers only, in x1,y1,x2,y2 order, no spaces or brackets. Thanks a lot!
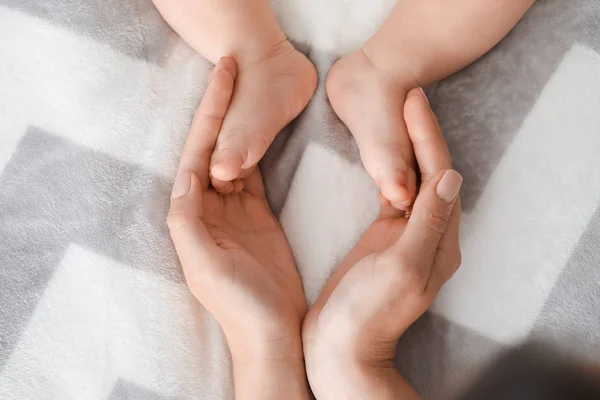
436,170,462,204
171,172,191,200
418,87,430,105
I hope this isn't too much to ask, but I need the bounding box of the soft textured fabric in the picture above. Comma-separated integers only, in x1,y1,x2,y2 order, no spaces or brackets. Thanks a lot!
1,0,599,399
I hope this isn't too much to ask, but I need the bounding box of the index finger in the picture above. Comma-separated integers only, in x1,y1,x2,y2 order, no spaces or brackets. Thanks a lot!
403,88,452,185
177,57,237,189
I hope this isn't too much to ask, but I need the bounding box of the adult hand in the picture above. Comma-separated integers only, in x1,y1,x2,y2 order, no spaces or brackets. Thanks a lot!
167,58,308,399
303,88,462,400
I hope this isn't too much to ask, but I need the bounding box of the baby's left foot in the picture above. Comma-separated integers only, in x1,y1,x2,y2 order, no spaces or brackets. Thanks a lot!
326,49,418,209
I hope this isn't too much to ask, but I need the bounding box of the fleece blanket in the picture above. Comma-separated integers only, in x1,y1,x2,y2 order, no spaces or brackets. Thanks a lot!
1,0,600,398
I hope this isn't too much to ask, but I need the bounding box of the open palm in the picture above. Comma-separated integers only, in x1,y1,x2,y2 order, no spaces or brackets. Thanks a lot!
196,172,306,336
167,59,306,346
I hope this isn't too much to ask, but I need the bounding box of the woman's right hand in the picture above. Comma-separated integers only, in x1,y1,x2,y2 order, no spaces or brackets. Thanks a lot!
303,88,463,400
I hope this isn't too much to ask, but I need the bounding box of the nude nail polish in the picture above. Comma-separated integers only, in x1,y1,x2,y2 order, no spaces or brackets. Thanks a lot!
436,170,462,204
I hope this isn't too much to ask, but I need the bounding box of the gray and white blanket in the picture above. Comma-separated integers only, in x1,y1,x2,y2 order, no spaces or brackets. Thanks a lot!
1,0,599,399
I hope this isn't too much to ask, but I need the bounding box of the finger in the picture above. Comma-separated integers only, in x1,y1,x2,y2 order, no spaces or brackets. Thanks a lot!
392,169,463,269
168,172,225,289
177,57,237,189
211,176,234,195
213,166,253,191
403,88,452,185
425,197,462,296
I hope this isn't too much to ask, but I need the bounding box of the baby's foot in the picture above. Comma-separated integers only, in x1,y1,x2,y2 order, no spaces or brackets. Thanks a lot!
209,41,317,192
326,50,418,209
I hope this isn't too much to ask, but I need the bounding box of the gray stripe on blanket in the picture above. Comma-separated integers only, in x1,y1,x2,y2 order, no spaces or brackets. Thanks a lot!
108,380,179,400
532,202,600,361
396,313,503,400
0,128,180,370
268,0,600,215
434,0,600,211
261,49,361,216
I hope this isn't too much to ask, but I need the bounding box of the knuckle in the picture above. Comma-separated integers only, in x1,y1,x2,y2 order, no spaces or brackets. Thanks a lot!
166,209,196,231
220,57,236,72
455,250,463,271
426,210,450,235
166,211,184,231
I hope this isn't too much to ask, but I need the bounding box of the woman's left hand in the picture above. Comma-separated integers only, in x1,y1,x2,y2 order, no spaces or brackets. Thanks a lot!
303,88,463,400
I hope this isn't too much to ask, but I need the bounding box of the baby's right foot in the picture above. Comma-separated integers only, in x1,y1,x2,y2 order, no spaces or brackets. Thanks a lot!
326,49,419,209
209,41,317,193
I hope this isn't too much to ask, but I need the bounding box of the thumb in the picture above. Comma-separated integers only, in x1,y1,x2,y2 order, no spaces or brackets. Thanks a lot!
392,169,462,267
167,172,224,290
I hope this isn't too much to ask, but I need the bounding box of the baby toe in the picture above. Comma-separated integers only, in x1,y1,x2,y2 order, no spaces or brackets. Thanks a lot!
381,166,417,210
211,177,234,194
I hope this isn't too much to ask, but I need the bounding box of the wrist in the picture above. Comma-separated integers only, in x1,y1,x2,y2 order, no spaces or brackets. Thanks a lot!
305,340,418,400
233,357,309,400
305,323,418,400
228,330,304,364
228,333,309,400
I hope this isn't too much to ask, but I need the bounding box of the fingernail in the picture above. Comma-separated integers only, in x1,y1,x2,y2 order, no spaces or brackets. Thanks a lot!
171,172,191,200
436,170,462,204
418,87,430,105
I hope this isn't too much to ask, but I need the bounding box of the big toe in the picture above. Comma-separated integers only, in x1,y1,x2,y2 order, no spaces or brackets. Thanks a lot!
210,148,245,182
379,164,417,210
361,137,417,209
